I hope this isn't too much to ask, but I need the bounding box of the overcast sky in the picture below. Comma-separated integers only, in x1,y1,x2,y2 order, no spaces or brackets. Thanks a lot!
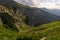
14,0,60,9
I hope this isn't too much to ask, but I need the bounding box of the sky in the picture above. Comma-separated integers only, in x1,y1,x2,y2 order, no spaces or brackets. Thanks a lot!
14,0,60,9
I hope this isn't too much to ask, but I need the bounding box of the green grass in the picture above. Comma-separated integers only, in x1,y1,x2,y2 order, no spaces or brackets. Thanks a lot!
0,21,60,40
18,21,60,40
0,25,18,40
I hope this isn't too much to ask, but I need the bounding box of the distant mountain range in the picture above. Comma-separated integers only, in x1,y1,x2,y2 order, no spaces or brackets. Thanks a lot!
41,8,60,16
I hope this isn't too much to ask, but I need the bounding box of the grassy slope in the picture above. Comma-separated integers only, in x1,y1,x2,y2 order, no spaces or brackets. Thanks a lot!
0,26,18,40
0,24,32,40
0,21,60,40
34,21,60,40
18,21,60,40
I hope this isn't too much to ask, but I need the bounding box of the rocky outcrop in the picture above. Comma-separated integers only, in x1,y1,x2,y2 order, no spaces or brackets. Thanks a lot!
0,5,24,32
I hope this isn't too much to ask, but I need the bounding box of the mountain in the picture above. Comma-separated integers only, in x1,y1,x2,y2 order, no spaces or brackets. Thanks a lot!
0,0,60,26
24,8,60,26
41,8,60,16
0,0,25,31
0,0,60,40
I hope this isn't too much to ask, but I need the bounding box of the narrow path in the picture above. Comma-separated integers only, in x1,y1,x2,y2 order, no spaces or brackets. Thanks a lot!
40,37,46,40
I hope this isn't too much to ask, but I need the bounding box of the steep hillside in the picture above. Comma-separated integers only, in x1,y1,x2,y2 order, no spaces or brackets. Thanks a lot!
0,4,24,32
18,21,60,40
23,8,60,26
0,0,60,27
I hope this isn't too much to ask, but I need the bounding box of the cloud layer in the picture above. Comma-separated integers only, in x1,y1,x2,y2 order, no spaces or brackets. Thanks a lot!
14,0,60,9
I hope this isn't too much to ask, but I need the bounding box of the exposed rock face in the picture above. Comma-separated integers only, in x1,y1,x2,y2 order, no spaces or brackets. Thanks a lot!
0,5,23,32
0,18,3,26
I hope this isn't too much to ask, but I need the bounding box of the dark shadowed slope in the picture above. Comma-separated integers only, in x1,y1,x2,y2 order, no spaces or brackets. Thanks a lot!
23,8,60,26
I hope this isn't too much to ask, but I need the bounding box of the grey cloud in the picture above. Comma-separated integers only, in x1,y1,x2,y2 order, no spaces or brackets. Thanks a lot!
15,0,37,6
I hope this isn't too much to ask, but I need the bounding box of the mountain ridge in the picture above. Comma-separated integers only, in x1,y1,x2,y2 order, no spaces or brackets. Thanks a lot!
41,8,60,16
0,0,60,27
